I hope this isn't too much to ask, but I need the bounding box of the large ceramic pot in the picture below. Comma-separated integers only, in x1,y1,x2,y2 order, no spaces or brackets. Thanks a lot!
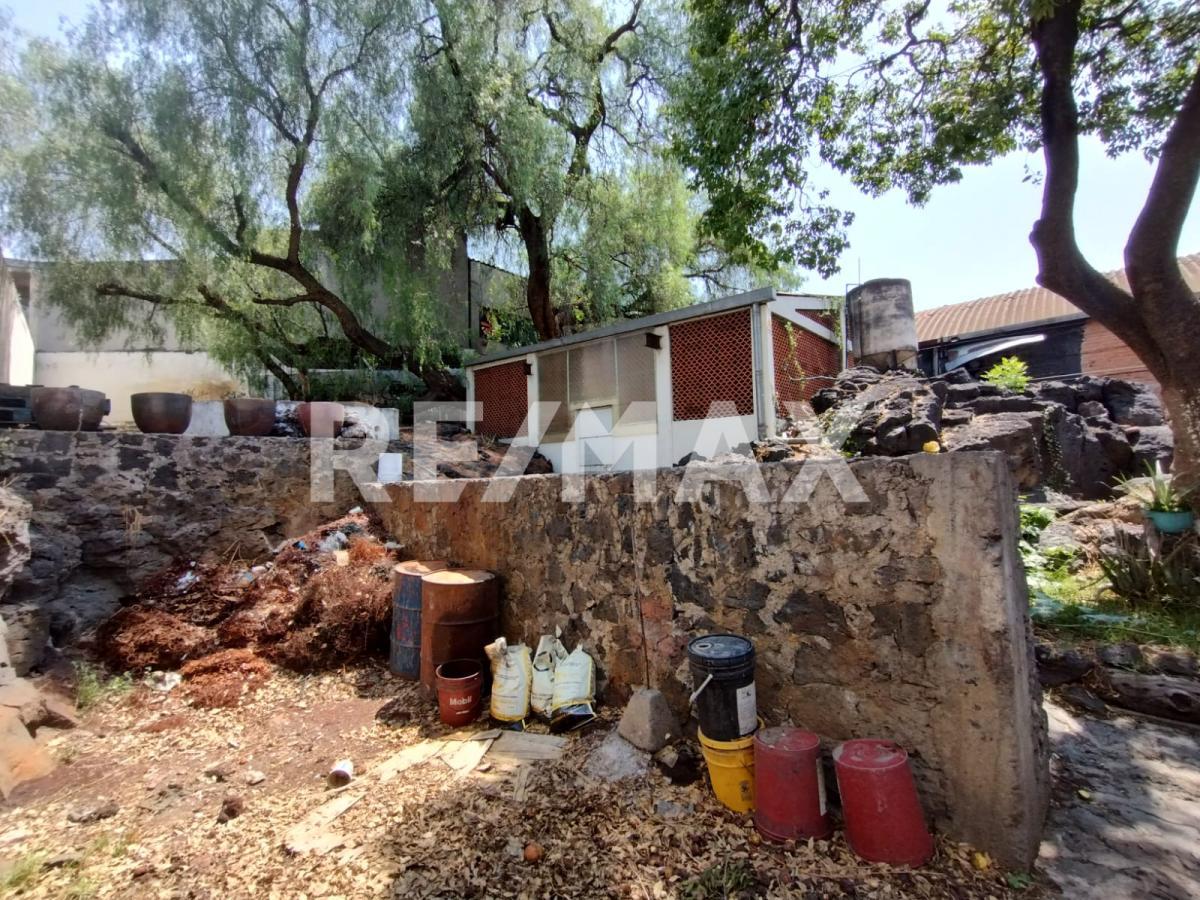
223,398,277,436
131,392,193,434
296,402,345,438
30,386,110,431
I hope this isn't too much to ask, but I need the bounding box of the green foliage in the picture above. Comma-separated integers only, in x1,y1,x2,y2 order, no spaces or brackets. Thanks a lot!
670,0,1199,271
0,852,46,893
982,356,1031,393
1099,530,1200,610
73,662,133,712
680,860,757,900
0,0,760,387
1117,463,1197,512
1020,504,1055,541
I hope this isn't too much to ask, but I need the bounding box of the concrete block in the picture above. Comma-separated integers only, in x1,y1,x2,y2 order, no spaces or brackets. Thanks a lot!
618,688,680,753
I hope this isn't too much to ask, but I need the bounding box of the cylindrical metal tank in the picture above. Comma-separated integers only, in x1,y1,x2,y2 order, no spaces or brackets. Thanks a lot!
847,278,919,370
390,560,449,679
419,569,499,691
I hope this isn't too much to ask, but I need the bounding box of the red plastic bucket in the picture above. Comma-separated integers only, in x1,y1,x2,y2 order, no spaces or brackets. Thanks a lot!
753,727,831,841
435,659,483,726
833,739,933,867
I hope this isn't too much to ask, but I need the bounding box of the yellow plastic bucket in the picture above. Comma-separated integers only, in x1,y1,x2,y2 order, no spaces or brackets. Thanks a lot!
698,727,756,813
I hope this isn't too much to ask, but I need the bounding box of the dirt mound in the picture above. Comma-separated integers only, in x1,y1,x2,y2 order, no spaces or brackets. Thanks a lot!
97,511,399,675
264,564,393,670
181,649,273,709
96,608,216,670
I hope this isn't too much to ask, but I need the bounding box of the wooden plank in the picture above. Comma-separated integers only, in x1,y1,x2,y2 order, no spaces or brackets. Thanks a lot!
374,740,445,783
283,792,363,855
486,731,567,764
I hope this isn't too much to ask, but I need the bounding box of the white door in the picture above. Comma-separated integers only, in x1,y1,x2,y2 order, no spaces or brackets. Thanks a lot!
574,406,614,471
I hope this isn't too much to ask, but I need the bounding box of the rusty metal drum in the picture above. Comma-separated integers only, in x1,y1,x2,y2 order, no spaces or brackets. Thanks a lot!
390,560,448,679
419,569,499,691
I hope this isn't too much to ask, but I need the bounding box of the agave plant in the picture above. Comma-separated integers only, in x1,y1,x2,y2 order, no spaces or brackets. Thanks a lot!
1116,462,1196,513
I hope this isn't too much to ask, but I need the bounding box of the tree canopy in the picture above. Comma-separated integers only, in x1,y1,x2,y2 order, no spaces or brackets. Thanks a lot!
0,0,758,398
673,0,1200,482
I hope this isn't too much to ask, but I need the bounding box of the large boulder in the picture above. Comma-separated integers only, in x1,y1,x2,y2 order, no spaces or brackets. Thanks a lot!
942,412,1044,489
1102,380,1165,426
1130,425,1175,471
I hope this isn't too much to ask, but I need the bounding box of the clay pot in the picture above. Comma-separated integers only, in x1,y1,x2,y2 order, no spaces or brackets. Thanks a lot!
223,398,277,436
131,392,193,434
30,386,110,431
296,402,345,438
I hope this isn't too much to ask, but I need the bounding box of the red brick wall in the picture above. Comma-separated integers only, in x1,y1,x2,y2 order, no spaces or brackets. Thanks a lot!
772,314,842,410
473,360,529,438
670,309,754,420
1082,320,1159,391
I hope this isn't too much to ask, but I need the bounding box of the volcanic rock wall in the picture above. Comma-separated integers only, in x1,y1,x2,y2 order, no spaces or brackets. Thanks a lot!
0,431,363,671
377,452,1049,868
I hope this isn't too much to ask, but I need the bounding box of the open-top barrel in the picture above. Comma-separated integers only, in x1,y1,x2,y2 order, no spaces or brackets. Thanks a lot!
419,569,499,691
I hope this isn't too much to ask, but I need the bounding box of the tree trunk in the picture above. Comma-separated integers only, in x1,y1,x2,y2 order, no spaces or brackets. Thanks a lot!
518,207,560,341
1160,380,1200,495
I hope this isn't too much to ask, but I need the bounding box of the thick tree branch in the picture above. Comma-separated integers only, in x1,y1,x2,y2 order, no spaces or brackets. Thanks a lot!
1027,0,1163,371
1126,63,1200,296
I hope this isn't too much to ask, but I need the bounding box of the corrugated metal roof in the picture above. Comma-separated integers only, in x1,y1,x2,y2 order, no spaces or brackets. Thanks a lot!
916,252,1200,343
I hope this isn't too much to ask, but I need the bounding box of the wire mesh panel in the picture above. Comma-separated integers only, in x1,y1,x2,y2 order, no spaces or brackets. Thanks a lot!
474,359,529,439
772,314,841,409
669,309,754,421
616,334,657,426
537,350,571,440
568,340,617,408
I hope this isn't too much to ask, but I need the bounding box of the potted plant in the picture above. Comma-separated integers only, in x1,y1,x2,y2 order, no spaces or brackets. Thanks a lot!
1120,464,1196,534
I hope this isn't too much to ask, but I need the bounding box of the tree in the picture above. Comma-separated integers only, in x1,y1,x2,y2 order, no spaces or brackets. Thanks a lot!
2,0,757,392
406,0,735,340
673,0,1200,485
2,0,461,399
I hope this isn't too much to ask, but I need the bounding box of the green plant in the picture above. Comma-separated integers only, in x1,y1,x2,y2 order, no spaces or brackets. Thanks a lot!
1099,530,1200,610
680,860,757,900
981,356,1030,393
73,662,134,712
1117,463,1196,513
0,852,46,893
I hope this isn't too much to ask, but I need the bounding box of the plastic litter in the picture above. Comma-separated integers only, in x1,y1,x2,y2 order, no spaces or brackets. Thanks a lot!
327,759,354,787
317,531,349,553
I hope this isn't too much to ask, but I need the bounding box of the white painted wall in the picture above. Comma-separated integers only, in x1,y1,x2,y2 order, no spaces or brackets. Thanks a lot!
4,307,34,386
34,350,244,423
670,414,759,462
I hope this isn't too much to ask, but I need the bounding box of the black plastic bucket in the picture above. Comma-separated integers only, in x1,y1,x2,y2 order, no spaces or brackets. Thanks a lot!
688,634,757,741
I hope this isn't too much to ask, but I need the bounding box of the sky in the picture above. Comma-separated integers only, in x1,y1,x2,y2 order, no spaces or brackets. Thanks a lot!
10,0,1200,313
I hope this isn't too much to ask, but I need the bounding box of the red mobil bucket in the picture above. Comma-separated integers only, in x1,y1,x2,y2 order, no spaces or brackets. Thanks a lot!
833,739,933,866
753,727,831,841
434,659,483,726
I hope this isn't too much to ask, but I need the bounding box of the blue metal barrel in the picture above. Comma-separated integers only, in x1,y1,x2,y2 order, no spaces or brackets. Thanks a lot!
390,560,448,678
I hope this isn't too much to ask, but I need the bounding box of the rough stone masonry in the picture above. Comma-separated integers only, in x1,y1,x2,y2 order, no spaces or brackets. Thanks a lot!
378,452,1049,868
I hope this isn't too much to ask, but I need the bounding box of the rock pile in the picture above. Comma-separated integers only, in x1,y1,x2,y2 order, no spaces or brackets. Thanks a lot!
809,367,1171,499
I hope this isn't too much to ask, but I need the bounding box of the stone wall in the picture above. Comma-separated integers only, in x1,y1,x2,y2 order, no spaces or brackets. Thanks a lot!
0,431,362,670
376,452,1049,867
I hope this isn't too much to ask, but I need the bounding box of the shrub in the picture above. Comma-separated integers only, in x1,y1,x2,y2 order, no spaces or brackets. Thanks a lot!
982,356,1030,392
1099,530,1200,610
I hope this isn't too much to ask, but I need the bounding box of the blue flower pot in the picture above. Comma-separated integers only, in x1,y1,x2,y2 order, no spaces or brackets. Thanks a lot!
1146,509,1195,534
